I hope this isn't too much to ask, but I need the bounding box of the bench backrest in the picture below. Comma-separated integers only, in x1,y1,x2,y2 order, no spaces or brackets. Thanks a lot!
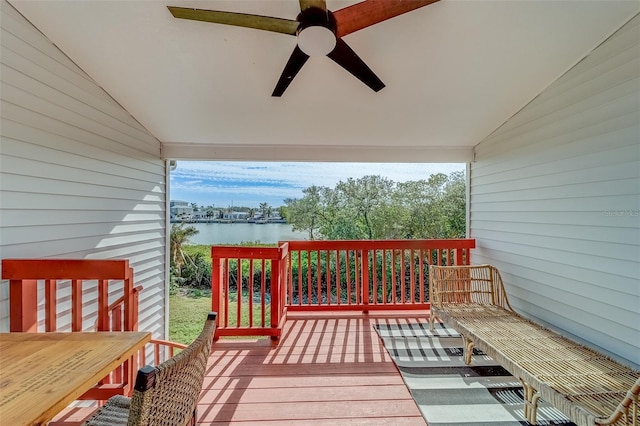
429,264,513,311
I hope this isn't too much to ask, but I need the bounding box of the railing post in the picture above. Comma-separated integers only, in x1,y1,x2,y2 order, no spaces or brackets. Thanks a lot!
132,286,140,330
124,268,134,331
210,254,223,337
9,279,38,332
270,256,281,333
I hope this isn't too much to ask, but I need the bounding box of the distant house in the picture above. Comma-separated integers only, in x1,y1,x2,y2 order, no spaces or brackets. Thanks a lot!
192,211,207,221
170,200,193,220
223,211,248,221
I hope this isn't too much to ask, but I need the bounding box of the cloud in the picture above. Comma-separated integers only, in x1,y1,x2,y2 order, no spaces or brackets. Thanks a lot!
170,161,465,207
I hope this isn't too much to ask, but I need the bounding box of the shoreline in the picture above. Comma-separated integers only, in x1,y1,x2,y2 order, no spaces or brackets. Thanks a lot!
170,219,287,224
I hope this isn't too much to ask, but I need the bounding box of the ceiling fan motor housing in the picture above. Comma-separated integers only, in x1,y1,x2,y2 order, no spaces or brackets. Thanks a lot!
296,8,337,56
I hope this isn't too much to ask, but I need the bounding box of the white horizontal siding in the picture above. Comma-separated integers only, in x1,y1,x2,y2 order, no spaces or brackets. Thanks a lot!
0,1,167,339
470,13,640,368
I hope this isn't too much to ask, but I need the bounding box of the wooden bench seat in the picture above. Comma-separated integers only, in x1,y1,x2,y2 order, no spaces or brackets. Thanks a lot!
428,264,639,426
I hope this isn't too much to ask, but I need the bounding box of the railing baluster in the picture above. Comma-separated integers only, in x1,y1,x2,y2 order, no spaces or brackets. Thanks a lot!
410,249,416,303
71,279,82,331
326,251,332,305
224,259,230,328
287,253,293,307
346,250,352,305
391,250,397,304
372,250,378,305
362,250,369,308
45,279,56,332
96,279,109,331
249,258,254,328
261,259,266,327
113,305,123,331
236,258,242,328
355,251,360,305
419,250,425,303
296,251,302,306
140,344,147,366
307,252,312,305
382,250,387,303
400,250,407,303
316,250,321,305
335,250,341,304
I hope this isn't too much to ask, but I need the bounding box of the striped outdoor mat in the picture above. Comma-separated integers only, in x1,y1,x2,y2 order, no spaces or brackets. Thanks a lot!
374,322,576,425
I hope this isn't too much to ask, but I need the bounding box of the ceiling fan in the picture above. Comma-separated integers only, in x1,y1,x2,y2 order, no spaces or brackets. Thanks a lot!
168,0,439,96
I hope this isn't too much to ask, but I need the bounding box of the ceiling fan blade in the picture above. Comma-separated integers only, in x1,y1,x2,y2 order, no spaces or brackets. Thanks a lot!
272,46,310,97
333,0,439,38
327,39,384,93
299,0,327,12
168,6,299,35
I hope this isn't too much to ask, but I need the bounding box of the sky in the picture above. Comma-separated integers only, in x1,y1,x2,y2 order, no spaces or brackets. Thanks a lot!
170,161,466,208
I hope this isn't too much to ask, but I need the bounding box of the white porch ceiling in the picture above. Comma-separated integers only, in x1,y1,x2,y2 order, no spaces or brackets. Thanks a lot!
7,0,639,162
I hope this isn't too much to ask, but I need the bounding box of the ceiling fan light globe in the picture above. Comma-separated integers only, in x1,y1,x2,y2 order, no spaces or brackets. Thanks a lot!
297,26,336,56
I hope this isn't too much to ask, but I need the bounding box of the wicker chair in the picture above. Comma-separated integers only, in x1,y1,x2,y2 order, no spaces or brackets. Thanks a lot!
83,312,217,426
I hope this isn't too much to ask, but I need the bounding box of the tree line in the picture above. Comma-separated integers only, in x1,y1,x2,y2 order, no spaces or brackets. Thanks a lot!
283,171,465,240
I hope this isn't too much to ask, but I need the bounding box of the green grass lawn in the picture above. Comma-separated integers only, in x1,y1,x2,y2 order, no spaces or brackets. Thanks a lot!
169,291,271,344
169,293,213,345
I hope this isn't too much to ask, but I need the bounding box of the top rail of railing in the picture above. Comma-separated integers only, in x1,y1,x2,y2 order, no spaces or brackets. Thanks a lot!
283,239,475,251
211,244,288,260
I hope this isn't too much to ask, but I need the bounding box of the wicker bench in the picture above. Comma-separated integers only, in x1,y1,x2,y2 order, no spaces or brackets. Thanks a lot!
428,264,639,426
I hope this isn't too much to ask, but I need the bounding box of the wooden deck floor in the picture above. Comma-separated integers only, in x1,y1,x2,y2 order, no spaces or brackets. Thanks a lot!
51,311,430,425
197,311,429,425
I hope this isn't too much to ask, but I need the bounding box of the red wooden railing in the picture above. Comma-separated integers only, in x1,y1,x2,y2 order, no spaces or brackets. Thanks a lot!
1,259,139,400
284,239,475,312
211,244,289,339
2,259,136,333
209,239,475,337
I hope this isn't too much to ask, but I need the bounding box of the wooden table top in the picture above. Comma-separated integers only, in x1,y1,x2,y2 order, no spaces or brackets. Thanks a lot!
0,331,151,426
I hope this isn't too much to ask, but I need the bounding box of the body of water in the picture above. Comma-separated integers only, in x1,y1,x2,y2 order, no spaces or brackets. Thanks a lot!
186,222,307,245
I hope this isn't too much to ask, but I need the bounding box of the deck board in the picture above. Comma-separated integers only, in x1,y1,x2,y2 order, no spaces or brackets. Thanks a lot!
197,311,429,425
